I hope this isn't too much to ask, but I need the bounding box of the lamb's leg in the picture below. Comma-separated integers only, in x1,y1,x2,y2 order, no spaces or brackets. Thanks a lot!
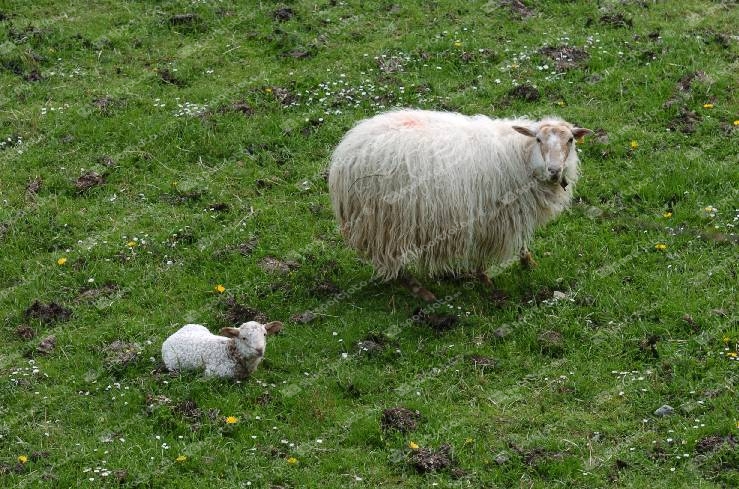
397,273,437,302
520,246,538,269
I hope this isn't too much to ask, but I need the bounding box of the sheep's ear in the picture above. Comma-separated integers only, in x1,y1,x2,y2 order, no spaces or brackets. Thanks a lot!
512,125,537,138
265,321,283,335
572,127,593,139
220,327,240,338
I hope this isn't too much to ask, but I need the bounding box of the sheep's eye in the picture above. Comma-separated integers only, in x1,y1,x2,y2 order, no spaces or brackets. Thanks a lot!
535,137,541,143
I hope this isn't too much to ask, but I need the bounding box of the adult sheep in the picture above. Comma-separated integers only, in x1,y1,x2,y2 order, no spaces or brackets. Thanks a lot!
328,109,591,301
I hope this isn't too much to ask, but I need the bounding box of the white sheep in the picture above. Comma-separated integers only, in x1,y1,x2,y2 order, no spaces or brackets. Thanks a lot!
328,109,591,301
162,321,283,379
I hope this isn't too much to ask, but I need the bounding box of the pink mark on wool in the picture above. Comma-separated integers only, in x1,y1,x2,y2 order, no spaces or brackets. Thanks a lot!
399,117,423,128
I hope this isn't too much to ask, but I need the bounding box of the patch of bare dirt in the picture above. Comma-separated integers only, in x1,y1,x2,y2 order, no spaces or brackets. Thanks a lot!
208,202,229,212
539,45,589,71
411,307,459,332
273,7,295,21
103,340,141,368
310,280,341,297
538,330,564,355
695,434,737,454
74,171,105,192
410,444,454,473
36,335,56,355
26,176,42,196
173,399,202,419
600,13,633,28
158,68,186,87
260,256,300,274
169,13,200,26
668,107,702,134
381,407,421,433
270,86,296,106
24,69,42,82
223,297,268,325
76,283,121,302
15,324,35,340
218,100,254,116
508,84,540,102
499,0,533,17
24,301,72,324
470,355,496,367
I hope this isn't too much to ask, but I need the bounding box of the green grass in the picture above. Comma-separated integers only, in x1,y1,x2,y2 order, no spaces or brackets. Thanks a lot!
1,0,737,487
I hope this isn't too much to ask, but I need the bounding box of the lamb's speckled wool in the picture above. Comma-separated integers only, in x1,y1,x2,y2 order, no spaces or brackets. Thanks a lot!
328,109,589,279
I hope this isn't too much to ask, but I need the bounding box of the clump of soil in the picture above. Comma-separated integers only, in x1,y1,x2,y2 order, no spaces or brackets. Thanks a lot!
381,407,421,433
26,177,42,196
36,335,56,355
499,0,533,18
470,355,496,367
508,84,540,102
270,86,296,106
169,13,200,26
538,330,564,355
74,171,105,192
668,107,701,134
539,46,589,71
218,100,253,116
260,256,300,274
310,280,341,297
208,202,229,212
173,399,202,419
15,324,35,340
24,69,42,82
237,238,259,255
410,444,454,473
223,297,268,325
357,333,388,354
411,307,459,332
103,340,141,368
24,301,72,325
273,7,295,21
695,434,737,454
158,68,186,87
600,13,633,28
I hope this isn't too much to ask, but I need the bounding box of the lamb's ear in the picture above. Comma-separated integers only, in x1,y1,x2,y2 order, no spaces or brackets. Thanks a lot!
512,125,537,138
572,127,593,139
219,327,240,338
265,321,283,335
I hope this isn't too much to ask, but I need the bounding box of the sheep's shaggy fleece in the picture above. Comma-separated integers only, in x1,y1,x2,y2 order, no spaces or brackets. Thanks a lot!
328,109,585,279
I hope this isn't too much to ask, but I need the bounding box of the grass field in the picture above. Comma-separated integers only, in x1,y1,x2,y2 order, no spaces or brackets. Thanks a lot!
1,0,738,487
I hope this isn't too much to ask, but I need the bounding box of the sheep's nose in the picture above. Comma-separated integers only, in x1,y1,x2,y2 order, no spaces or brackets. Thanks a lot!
548,168,561,181
254,348,264,356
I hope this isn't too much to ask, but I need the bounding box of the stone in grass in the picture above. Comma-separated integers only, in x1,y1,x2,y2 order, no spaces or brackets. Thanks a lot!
291,310,316,324
381,407,421,433
494,452,510,465
36,335,56,355
654,404,674,417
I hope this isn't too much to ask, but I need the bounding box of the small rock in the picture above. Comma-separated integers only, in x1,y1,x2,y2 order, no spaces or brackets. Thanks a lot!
552,290,567,300
492,326,510,339
494,452,510,465
654,404,674,417
291,311,316,324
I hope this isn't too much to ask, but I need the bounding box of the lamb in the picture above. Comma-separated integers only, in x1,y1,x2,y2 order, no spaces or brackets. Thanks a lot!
162,321,283,379
328,109,591,301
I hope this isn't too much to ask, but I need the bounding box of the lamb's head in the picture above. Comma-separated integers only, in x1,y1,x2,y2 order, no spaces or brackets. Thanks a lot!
513,121,592,189
220,321,283,360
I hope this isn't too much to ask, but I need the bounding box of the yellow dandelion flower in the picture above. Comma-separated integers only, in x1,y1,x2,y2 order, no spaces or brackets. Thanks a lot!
655,243,667,251
465,437,474,444
287,457,298,464
662,211,672,218
214,284,226,294
723,336,730,344
225,416,238,424
18,455,28,464
127,241,137,247
57,257,67,265
727,352,738,358
733,120,739,126
555,100,566,107
176,455,187,462
736,420,739,429
408,441,419,450
630,140,639,150
265,87,273,93
702,103,714,109
453,40,462,48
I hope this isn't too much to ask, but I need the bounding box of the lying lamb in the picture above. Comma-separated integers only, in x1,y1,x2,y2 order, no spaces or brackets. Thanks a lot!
328,109,592,301
162,321,283,379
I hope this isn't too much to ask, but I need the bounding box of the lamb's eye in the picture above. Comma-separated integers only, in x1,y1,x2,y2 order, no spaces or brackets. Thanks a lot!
535,137,541,143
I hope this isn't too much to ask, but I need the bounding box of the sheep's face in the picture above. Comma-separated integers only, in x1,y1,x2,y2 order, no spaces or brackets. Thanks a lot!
220,321,283,359
513,123,592,189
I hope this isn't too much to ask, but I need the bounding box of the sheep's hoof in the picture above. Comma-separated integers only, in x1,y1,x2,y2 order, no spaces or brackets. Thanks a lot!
398,275,437,303
520,251,538,269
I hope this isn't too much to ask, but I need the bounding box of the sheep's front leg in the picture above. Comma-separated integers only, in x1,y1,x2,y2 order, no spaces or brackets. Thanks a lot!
397,273,437,302
520,246,538,269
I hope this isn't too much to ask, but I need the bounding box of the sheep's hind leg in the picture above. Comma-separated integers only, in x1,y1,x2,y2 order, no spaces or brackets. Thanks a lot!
520,246,538,269
397,273,437,302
